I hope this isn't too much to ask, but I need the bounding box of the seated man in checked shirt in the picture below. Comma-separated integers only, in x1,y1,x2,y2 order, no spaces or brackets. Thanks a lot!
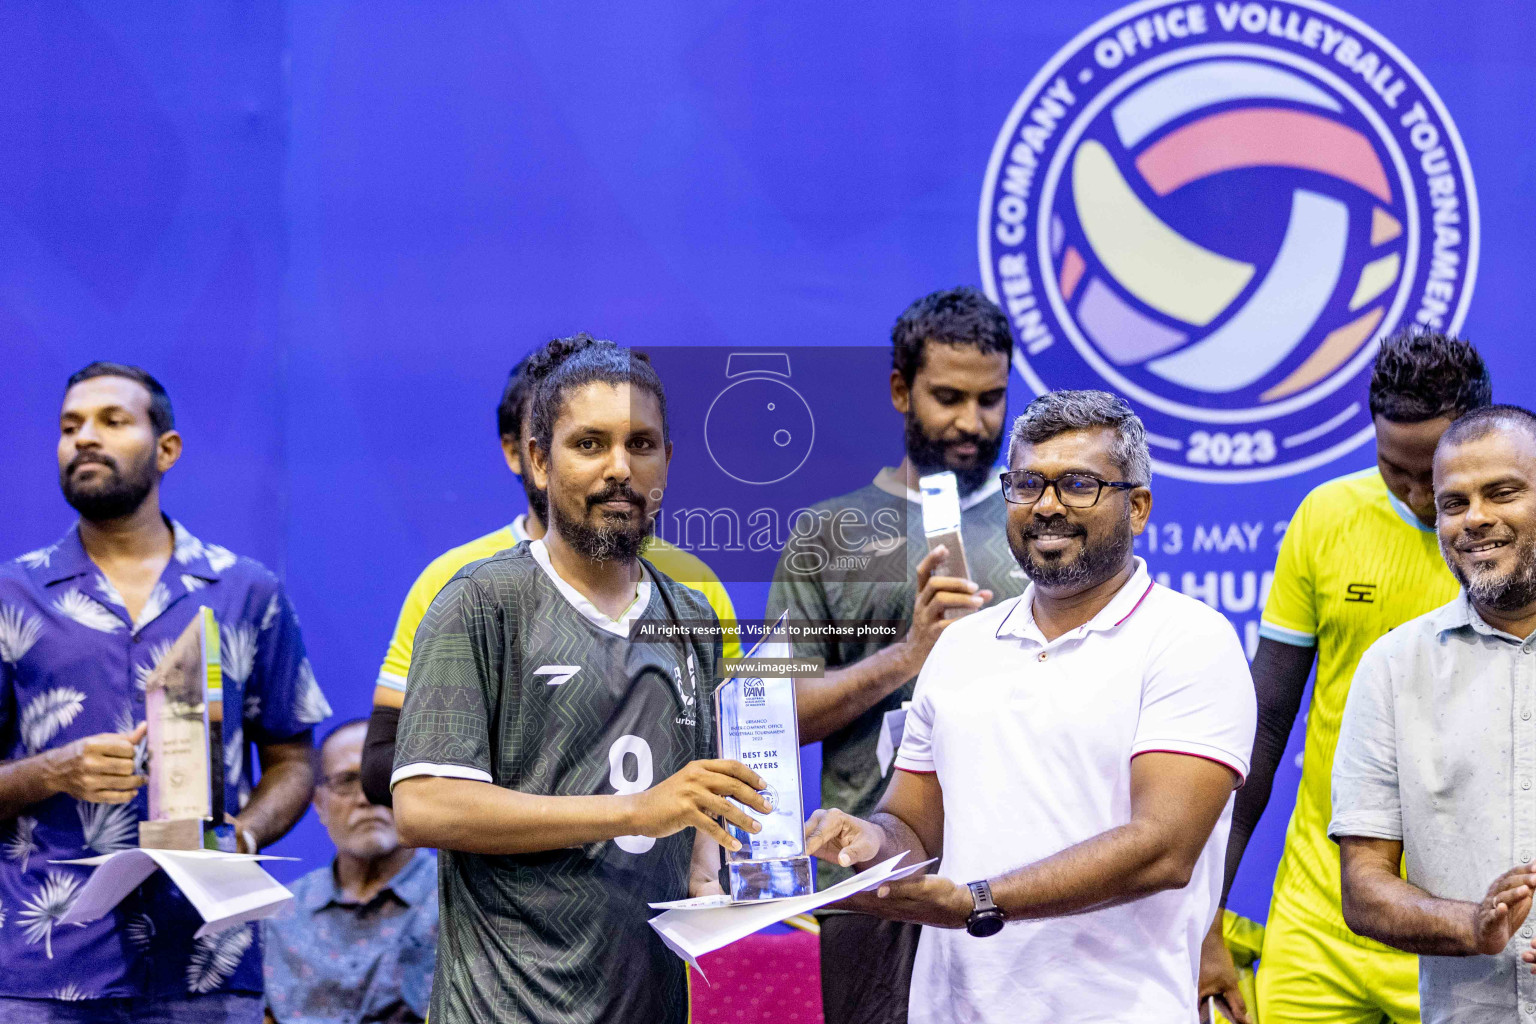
264,719,437,1024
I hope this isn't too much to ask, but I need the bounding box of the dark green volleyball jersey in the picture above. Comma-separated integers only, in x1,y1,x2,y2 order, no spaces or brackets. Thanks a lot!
393,539,718,1024
767,468,1026,887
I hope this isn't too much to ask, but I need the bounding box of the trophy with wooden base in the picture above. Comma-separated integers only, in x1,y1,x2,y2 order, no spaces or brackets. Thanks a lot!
140,607,234,851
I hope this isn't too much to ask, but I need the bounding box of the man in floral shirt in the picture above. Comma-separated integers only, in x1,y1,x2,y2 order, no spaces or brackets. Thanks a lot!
0,363,330,1023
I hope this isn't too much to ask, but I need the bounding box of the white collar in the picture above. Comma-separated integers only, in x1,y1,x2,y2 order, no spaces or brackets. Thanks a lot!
510,514,532,543
528,538,652,638
871,466,1002,511
995,557,1155,644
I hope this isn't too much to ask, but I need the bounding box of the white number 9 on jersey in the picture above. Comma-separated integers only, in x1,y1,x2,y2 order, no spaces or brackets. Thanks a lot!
609,735,655,854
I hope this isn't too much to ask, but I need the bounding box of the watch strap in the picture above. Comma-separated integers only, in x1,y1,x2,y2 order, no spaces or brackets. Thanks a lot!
967,879,996,914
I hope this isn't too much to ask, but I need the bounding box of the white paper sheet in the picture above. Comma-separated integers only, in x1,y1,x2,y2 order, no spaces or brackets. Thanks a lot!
56,849,297,938
647,893,742,911
647,853,937,978
647,853,936,912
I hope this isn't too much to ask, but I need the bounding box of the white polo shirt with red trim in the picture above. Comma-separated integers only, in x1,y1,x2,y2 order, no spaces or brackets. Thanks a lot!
894,557,1255,1023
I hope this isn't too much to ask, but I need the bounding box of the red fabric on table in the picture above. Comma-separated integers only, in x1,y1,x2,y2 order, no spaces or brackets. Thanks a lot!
689,930,824,1023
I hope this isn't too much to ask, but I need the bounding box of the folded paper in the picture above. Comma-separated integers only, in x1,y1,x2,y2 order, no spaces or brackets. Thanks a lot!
648,853,936,978
57,848,296,938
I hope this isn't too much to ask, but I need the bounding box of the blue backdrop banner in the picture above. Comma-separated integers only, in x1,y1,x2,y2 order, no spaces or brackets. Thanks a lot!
0,2,1530,916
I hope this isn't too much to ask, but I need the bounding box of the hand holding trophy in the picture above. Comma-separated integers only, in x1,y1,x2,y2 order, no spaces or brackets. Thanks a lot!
140,606,235,851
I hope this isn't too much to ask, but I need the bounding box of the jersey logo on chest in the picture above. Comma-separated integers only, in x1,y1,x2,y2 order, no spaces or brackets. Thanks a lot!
671,651,699,709
1343,583,1378,603
534,665,582,686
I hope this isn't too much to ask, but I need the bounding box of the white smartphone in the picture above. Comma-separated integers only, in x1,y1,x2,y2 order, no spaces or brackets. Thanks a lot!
919,471,972,618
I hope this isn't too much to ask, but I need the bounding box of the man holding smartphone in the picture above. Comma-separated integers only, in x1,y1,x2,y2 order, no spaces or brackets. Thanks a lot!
768,287,1025,1023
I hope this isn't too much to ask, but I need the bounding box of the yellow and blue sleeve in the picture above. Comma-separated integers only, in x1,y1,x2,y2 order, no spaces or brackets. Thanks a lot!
1260,491,1319,648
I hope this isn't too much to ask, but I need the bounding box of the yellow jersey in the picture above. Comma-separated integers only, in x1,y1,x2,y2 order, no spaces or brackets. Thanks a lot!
1260,467,1459,943
376,515,743,697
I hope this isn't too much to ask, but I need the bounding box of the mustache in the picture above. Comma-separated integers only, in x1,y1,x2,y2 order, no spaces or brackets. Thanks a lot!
1022,515,1085,540
1451,532,1514,552
586,483,646,511
347,809,393,830
68,452,118,475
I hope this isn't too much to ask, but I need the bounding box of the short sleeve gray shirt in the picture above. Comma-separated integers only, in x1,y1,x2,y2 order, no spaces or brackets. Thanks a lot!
1332,593,1536,1024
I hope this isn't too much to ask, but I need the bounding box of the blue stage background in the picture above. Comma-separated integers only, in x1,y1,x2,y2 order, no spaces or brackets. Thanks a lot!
2,1,1532,921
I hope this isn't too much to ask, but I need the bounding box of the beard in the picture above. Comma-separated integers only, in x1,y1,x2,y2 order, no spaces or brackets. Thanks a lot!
905,410,1001,497
1443,531,1536,614
1011,504,1134,590
520,471,550,526
340,821,401,862
60,449,156,522
550,481,651,562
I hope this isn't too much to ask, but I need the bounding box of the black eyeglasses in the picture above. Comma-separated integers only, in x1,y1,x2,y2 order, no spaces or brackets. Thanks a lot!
321,770,363,795
999,470,1138,508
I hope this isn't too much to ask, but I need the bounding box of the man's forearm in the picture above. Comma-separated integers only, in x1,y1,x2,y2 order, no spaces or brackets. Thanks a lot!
1223,637,1313,904
1341,865,1479,955
867,810,928,863
797,644,916,744
0,753,59,820
990,820,1195,921
1221,773,1273,905
825,810,935,916
394,776,642,854
238,751,315,848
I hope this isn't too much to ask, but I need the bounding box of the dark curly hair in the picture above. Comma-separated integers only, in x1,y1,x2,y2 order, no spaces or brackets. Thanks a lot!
891,287,1013,387
529,341,668,453
66,362,175,436
1368,329,1491,422
496,333,603,441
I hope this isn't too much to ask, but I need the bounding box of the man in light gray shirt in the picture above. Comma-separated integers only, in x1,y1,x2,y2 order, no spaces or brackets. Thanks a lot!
1333,404,1536,1024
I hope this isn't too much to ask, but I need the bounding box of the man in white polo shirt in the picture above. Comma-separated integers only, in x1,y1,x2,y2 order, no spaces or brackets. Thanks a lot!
805,390,1256,1023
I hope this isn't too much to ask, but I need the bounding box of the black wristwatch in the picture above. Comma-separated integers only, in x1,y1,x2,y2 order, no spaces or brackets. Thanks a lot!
965,879,1005,937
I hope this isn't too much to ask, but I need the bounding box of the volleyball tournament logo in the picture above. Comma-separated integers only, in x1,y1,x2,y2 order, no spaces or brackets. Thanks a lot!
980,0,1477,481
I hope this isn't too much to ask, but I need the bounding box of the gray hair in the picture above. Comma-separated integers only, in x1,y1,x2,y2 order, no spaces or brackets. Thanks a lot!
1007,390,1152,485
1438,403,1536,453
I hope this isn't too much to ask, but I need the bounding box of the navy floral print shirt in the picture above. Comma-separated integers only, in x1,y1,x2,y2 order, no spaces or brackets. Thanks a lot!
0,520,331,1000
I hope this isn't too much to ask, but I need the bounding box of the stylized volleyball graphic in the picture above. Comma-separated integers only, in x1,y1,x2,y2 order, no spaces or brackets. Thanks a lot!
982,0,1477,481
1056,59,1403,401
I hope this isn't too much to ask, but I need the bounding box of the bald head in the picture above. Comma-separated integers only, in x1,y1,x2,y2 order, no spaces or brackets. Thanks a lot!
1434,406,1536,617
1438,405,1536,455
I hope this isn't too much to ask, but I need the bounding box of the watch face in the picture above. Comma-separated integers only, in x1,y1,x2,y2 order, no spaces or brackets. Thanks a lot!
967,911,1005,938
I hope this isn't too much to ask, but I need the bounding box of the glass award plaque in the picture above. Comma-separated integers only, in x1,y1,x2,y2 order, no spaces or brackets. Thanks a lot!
714,612,813,901
140,607,231,850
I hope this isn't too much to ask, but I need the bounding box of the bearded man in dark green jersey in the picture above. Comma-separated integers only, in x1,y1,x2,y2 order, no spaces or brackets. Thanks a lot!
392,343,770,1024
768,287,1026,1024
